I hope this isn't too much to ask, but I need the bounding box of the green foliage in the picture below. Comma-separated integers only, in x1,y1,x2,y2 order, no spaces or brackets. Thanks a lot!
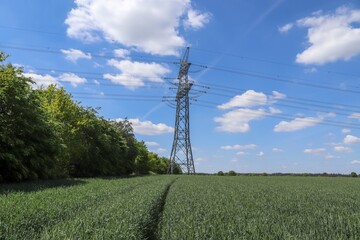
227,170,236,176
0,53,61,182
351,172,357,177
0,51,169,182
217,171,224,176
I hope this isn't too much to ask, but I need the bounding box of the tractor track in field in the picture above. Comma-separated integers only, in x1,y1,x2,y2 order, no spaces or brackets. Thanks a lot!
143,177,179,240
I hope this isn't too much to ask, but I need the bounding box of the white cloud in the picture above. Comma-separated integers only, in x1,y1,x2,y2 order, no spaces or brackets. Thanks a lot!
274,116,323,132
236,151,246,156
295,6,360,65
342,128,351,134
65,0,210,55
304,148,326,154
215,90,285,133
154,148,167,154
24,73,59,88
270,91,287,101
334,146,352,153
325,155,335,160
184,9,211,30
221,144,256,150
115,118,173,135
58,73,87,87
269,107,282,114
104,59,170,89
114,48,130,59
145,141,159,147
218,90,267,109
256,151,264,157
218,90,285,110
278,23,294,33
61,48,91,63
351,160,360,164
272,148,283,152
195,157,204,162
214,108,268,133
343,135,360,144
349,113,360,120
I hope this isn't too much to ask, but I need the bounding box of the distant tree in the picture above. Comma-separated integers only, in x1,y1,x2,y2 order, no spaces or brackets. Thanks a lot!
227,170,236,176
134,141,151,174
148,152,169,174
351,172,358,178
217,171,224,176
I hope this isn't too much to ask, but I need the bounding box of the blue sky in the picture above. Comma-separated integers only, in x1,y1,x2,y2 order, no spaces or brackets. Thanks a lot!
1,0,360,174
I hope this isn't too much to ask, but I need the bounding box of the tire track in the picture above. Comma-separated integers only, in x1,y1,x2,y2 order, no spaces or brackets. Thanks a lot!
143,177,179,240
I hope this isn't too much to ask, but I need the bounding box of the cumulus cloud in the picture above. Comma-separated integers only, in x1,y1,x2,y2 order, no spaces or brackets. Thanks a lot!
295,6,360,65
218,90,285,110
145,141,159,147
272,148,283,152
278,23,293,33
236,151,246,156
113,48,130,59
215,90,285,133
115,118,173,135
221,144,257,150
61,48,91,62
351,160,360,164
214,108,268,133
256,151,264,157
349,113,360,120
343,135,360,144
153,148,167,154
24,73,59,88
325,154,337,160
274,116,323,132
104,59,170,89
334,146,352,153
342,128,351,134
58,73,87,87
65,0,210,55
183,9,211,30
304,148,326,154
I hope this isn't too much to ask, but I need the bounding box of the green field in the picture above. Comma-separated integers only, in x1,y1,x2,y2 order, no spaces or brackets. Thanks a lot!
1,176,360,239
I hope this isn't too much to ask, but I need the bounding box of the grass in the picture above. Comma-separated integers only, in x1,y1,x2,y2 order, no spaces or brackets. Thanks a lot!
0,176,177,239
158,176,360,239
1,175,360,239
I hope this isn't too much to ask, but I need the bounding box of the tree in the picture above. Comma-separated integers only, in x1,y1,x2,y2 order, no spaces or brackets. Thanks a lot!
351,172,357,178
217,171,224,176
134,141,150,174
0,52,61,182
227,170,237,176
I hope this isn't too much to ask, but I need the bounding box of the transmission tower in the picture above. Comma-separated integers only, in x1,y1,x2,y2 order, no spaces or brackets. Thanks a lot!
168,47,195,174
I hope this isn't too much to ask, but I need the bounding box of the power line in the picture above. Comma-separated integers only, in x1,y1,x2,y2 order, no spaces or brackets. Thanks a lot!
192,63,360,94
191,47,360,79
71,94,360,130
195,82,360,111
0,43,179,64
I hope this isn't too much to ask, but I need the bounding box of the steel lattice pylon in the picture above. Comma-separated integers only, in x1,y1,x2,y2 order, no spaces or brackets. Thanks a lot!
168,47,195,174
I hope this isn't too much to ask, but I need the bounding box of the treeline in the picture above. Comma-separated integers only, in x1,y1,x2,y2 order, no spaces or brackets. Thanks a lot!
0,52,179,183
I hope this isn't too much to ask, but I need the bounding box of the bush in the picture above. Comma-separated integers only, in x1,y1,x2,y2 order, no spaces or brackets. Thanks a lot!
227,170,236,176
217,171,224,176
351,172,357,178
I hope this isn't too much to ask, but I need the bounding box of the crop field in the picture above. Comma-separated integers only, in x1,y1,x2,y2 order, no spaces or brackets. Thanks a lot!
1,176,360,239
